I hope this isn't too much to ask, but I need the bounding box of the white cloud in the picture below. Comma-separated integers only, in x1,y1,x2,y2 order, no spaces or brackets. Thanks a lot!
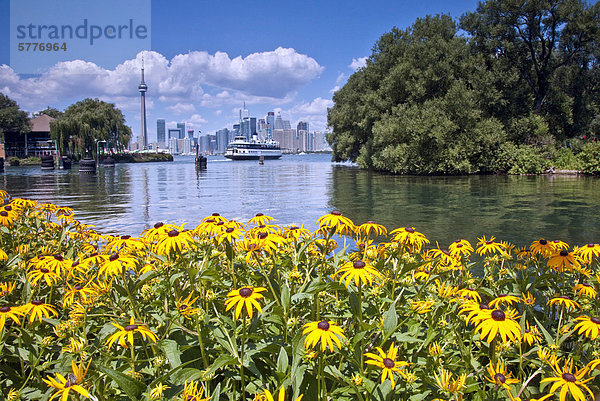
0,48,324,112
283,97,334,131
349,57,367,71
329,85,340,94
214,110,223,116
166,103,196,115
335,73,346,85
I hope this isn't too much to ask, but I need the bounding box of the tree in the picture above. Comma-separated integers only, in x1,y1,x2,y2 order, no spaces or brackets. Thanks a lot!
50,98,132,158
33,107,63,119
0,93,30,138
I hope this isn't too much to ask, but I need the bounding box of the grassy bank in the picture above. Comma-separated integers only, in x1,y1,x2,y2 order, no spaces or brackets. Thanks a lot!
0,192,598,400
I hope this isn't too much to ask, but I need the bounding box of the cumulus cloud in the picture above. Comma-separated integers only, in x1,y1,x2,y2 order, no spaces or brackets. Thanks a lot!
166,103,196,115
0,48,324,112
349,57,367,71
283,97,334,131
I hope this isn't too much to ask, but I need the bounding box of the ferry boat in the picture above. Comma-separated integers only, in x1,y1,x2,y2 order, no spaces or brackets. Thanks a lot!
224,135,282,160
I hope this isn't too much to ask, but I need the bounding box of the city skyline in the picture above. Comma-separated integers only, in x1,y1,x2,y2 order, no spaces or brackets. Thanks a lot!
0,0,480,143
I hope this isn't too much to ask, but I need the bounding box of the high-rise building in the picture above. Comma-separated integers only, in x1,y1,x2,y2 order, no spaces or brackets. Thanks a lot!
216,128,230,153
188,129,194,139
177,123,186,139
297,121,309,133
266,112,275,131
168,137,178,154
168,128,181,140
156,119,166,147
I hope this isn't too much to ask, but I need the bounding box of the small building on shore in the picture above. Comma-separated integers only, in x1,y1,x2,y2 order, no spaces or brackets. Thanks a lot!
3,114,56,157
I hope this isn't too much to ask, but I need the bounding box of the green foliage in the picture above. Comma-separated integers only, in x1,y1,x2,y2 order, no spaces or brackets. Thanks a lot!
7,156,20,166
0,93,30,136
32,106,63,119
577,141,600,174
494,142,547,174
50,98,132,158
552,147,582,170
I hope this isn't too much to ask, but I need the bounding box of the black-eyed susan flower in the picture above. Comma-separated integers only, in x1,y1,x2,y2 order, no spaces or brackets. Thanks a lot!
476,236,506,256
255,231,286,253
105,317,158,348
489,294,521,308
316,211,355,236
357,221,387,237
98,252,138,277
42,360,91,401
0,209,15,226
456,288,482,303
224,286,267,319
575,243,600,264
428,342,442,357
27,267,60,287
180,380,210,401
530,238,556,257
217,225,244,244
0,248,7,261
155,226,193,255
176,293,202,319
282,224,311,241
522,321,542,346
548,296,580,311
21,300,58,323
459,301,490,325
428,247,456,266
334,259,382,288
474,308,521,343
573,283,597,299
522,292,536,306
434,368,467,397
141,222,176,242
390,226,429,251
364,342,410,389
573,315,600,340
486,360,519,390
249,213,275,226
0,305,22,331
149,383,170,400
0,282,16,297
62,284,98,308
548,250,579,272
35,254,71,276
254,386,304,401
449,239,474,258
540,358,594,401
106,235,146,252
303,320,346,352
411,300,435,314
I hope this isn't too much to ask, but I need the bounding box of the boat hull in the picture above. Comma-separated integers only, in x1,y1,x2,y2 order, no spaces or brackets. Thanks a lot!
224,154,282,160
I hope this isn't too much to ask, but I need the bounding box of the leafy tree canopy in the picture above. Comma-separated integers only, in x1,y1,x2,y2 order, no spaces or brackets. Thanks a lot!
0,93,30,137
33,107,63,119
50,98,132,157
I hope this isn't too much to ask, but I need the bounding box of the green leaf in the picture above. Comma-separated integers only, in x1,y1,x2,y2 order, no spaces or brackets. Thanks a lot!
161,339,181,369
204,354,237,378
169,368,204,384
281,284,291,314
277,346,289,374
383,302,398,337
99,366,146,400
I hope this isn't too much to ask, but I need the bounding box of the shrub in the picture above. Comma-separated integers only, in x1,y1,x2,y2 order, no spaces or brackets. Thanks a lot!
7,156,19,166
552,147,581,170
578,140,600,174
494,142,546,174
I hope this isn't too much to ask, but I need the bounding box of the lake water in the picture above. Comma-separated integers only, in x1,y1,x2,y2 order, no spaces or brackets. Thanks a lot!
1,153,599,248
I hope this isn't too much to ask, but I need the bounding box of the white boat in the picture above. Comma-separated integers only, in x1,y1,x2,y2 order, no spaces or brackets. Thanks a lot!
224,135,282,160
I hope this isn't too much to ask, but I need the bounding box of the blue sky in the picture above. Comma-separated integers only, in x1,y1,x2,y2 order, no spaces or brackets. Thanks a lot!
0,0,480,142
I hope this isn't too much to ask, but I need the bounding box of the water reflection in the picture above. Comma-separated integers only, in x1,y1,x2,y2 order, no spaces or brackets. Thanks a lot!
1,155,599,247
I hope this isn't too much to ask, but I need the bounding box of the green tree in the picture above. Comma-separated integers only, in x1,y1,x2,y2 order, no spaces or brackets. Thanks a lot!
50,98,132,158
33,106,63,119
0,93,30,139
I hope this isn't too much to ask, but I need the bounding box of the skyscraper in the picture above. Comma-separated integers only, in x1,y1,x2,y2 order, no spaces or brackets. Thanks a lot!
156,119,166,147
266,112,275,131
138,60,148,150
177,123,186,139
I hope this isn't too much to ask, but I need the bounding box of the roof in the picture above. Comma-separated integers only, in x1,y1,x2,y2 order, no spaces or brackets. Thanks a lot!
29,114,55,133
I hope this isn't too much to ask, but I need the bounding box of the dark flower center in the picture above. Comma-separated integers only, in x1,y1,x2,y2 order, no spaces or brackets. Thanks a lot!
256,213,264,217
491,309,506,321
258,232,268,239
154,222,164,229
212,213,220,216
590,317,600,324
226,228,235,233
587,243,595,248
179,304,188,310
40,268,50,273
258,224,266,228
353,260,366,269
89,252,98,258
72,261,79,268
205,219,215,223
559,295,571,300
382,358,395,368
121,235,131,240
291,226,298,230
4,205,12,211
53,254,64,261
442,250,451,256
317,320,330,331
485,240,493,245
405,227,415,233
109,253,119,262
366,221,375,224
539,239,547,245
216,221,224,226
456,244,463,248
168,230,179,237
559,250,568,257
498,293,507,298
525,329,531,333
31,300,43,306
239,287,253,298
331,211,341,216
74,285,84,291
480,304,490,310
64,373,77,387
0,306,11,312
124,324,139,331
562,373,576,382
494,373,506,383
0,211,8,217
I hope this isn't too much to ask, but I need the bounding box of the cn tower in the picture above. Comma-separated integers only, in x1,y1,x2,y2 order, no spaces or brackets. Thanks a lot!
139,57,148,150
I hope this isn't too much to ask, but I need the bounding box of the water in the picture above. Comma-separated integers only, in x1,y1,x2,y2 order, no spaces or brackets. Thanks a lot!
1,154,599,248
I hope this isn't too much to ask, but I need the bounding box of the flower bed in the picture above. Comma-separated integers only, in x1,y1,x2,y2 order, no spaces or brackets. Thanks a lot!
0,191,598,400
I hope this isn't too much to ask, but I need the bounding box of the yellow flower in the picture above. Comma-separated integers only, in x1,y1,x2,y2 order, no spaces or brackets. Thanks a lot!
575,243,600,264
429,342,442,357
474,308,521,343
154,227,193,255
62,337,86,353
180,380,209,401
98,252,138,277
334,259,382,288
573,283,597,299
282,224,311,241
522,292,536,306
456,288,481,303
0,282,16,297
390,226,429,252
248,213,275,226
176,293,202,319
21,300,58,323
62,284,98,308
530,238,556,257
315,211,355,236
540,358,594,401
548,250,579,272
224,286,267,319
411,300,435,314
149,383,170,400
522,321,542,346
42,360,91,401
27,267,61,287
489,294,521,308
449,239,474,258
34,254,71,276
476,236,506,256
0,305,23,331
364,342,410,389
217,224,244,244
106,235,146,252
357,221,387,237
105,317,158,348
548,296,580,311
434,368,466,396
486,360,519,390
573,315,600,340
351,373,364,386
303,320,346,352
253,386,303,401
